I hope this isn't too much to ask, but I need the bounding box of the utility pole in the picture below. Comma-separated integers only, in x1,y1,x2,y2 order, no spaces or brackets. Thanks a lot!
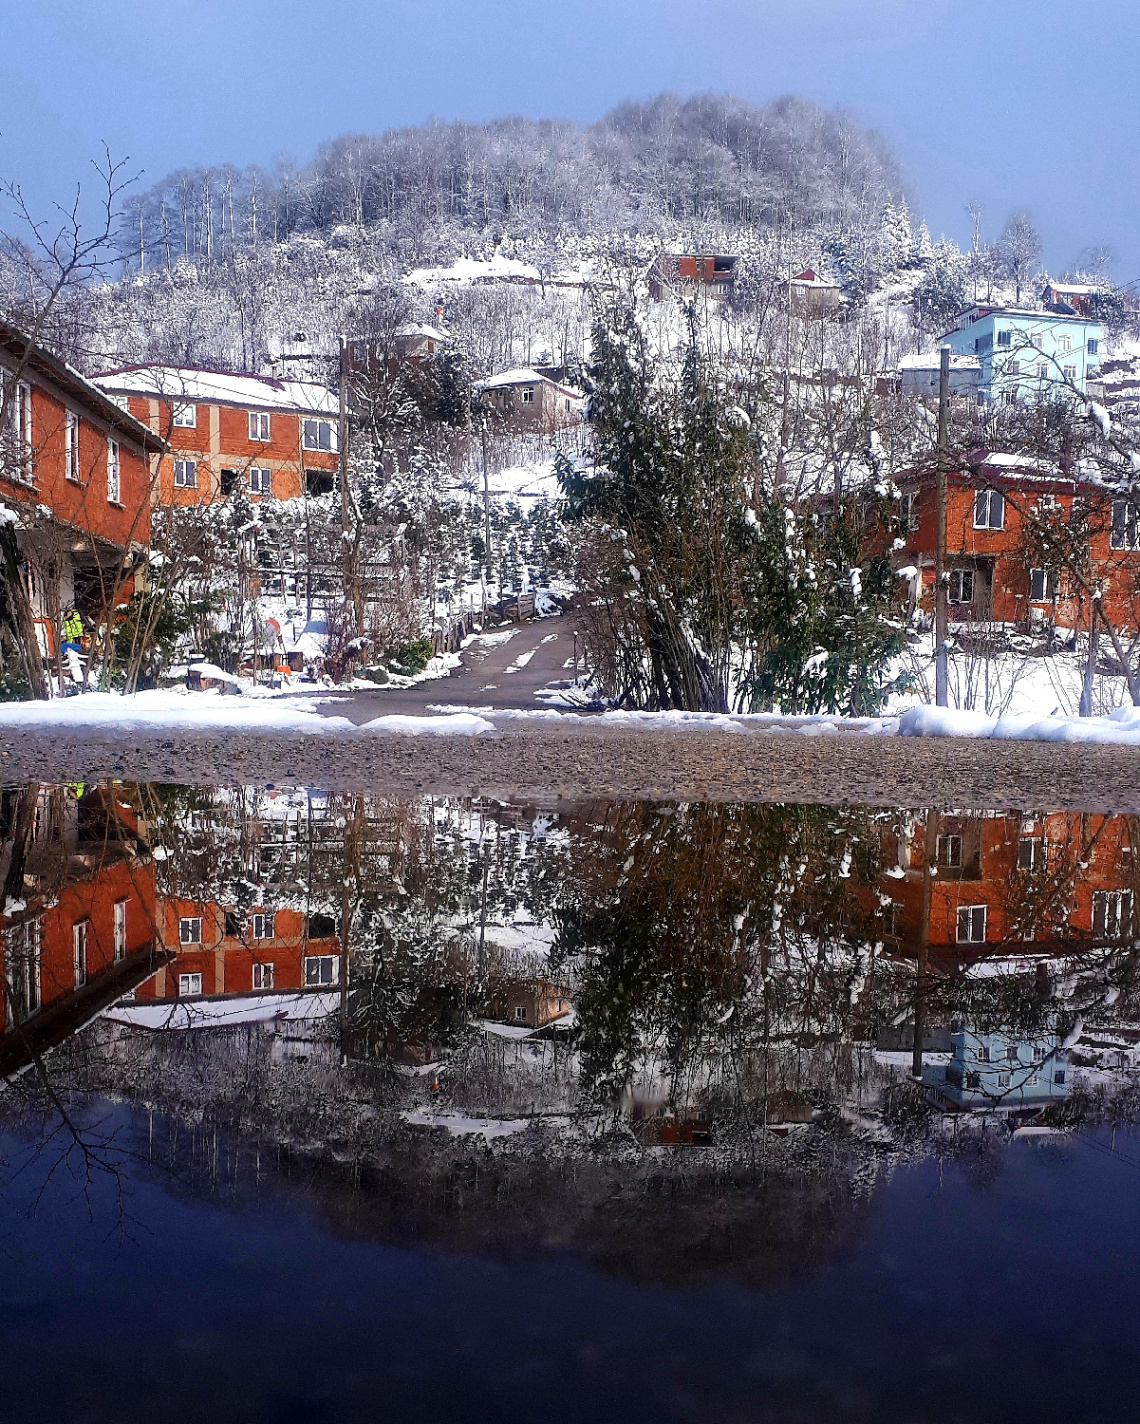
481,418,493,590
935,344,951,707
337,338,360,636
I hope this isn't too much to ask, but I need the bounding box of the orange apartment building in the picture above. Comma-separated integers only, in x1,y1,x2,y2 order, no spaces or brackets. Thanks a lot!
894,452,1140,635
0,320,164,654
0,786,168,1075
91,366,340,506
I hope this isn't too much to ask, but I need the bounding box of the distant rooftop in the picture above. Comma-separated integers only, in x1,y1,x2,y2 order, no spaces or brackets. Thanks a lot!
93,365,338,416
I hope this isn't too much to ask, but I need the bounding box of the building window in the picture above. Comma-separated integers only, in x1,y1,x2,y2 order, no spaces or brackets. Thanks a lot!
1063,364,1077,381
172,402,196,428
1009,360,1021,377
11,381,33,480
106,439,121,503
249,411,271,441
1002,388,1018,406
957,905,987,943
936,833,962,868
5,919,41,1023
1088,338,1099,355
520,387,535,404
73,920,88,988
1054,1070,1066,1085
974,488,1004,530
997,330,1011,347
1111,500,1140,550
515,1005,528,1020
252,962,275,990
1030,567,1059,602
173,459,197,488
1092,889,1133,938
977,1043,991,1062
113,899,128,962
304,954,339,987
1057,334,1072,354
1018,837,1040,870
178,972,202,996
179,915,202,945
249,467,272,494
65,410,80,482
900,491,920,531
252,912,275,940
1032,333,1046,351
302,418,334,451
997,1071,1011,1088
1036,363,1048,380
948,569,975,605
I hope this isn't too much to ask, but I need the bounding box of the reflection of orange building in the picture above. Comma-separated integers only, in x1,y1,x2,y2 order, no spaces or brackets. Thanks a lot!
137,901,341,1003
882,810,1136,961
0,787,167,1075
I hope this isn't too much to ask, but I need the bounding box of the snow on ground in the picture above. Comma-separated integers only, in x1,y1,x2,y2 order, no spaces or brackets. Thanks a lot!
0,689,494,737
400,1109,533,1139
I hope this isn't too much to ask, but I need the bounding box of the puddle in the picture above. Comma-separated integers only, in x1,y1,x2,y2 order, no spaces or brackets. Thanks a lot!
2,783,1139,1419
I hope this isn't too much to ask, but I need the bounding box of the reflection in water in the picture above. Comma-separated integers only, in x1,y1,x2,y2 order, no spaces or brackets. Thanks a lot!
1,783,1139,1280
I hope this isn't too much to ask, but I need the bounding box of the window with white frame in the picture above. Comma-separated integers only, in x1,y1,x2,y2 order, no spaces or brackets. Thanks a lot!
1093,889,1133,938
1057,334,1073,354
4,919,41,1023
10,381,33,480
65,410,80,482
252,912,275,940
249,411,271,441
1018,837,1040,870
173,459,197,489
179,972,203,996
1111,500,1140,550
1032,333,1047,351
302,418,334,451
948,569,974,604
179,915,202,945
1009,359,1021,377
936,833,962,868
172,402,197,428
252,962,275,990
304,954,339,987
1002,388,1018,406
997,330,1011,347
1030,567,1059,602
900,491,920,531
1063,364,1077,381
520,387,535,404
974,488,1004,530
248,467,272,494
113,899,127,962
73,920,88,988
514,1005,528,1020
1037,362,1048,380
106,439,120,503
957,905,987,943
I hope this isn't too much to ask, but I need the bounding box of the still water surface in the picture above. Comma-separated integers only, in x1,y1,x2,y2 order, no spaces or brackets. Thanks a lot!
0,783,1138,1421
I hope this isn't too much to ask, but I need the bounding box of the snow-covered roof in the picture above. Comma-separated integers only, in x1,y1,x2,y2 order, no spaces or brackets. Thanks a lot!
92,365,339,416
1045,281,1100,296
394,322,449,342
479,367,582,396
899,352,981,371
103,990,339,1030
789,269,840,288
406,254,542,288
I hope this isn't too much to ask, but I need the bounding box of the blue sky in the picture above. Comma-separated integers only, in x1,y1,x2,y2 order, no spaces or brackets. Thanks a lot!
2,0,1137,276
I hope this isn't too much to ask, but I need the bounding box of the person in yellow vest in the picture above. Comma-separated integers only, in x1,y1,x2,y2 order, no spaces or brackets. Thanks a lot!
62,608,84,652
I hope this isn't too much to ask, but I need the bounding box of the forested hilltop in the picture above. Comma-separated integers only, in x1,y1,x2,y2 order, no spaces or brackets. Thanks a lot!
122,93,904,261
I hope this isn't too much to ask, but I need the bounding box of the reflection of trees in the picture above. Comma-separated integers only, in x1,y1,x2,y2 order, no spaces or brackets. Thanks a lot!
549,801,900,1111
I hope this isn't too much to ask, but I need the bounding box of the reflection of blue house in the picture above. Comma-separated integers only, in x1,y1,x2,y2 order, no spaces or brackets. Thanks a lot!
941,306,1100,405
923,1023,1070,1112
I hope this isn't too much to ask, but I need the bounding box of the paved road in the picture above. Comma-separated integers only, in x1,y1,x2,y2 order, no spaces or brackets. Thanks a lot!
320,616,581,723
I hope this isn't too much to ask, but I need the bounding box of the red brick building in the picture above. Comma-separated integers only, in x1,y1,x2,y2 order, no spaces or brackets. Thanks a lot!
894,453,1140,634
91,366,340,505
1,320,163,654
648,253,737,301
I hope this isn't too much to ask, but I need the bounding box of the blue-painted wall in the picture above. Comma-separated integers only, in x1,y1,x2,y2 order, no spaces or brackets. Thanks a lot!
942,306,1101,404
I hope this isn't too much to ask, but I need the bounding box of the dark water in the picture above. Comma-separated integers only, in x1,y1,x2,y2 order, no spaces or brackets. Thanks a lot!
0,784,1138,1421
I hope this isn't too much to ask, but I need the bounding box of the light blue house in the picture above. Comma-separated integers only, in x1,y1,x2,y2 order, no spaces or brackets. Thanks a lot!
923,1022,1070,1112
941,305,1101,405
